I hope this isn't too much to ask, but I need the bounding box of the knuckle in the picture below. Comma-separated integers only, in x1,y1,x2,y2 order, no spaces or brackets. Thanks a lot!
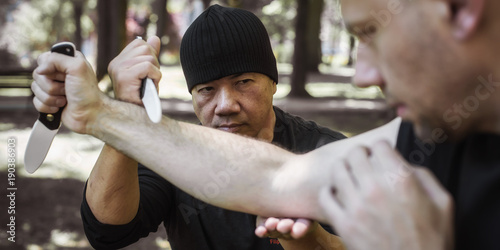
30,81,37,92
47,84,60,95
138,44,151,55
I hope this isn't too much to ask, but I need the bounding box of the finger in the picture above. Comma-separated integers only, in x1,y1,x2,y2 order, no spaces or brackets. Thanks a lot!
32,76,66,96
329,161,358,208
255,226,269,238
370,140,413,186
264,217,280,231
33,96,61,113
345,146,373,189
126,40,160,67
117,54,161,71
128,61,162,87
120,37,145,55
31,81,66,108
290,219,312,239
36,51,50,67
413,167,452,210
276,218,294,234
36,52,77,76
318,187,345,230
147,35,161,57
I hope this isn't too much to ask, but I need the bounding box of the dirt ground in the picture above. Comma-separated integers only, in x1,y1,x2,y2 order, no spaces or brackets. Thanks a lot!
0,171,170,250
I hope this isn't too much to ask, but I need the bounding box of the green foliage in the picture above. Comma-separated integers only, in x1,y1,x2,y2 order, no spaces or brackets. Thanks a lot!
258,0,296,63
0,0,95,69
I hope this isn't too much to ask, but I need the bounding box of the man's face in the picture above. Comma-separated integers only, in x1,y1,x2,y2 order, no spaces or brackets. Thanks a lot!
192,72,277,140
343,0,483,139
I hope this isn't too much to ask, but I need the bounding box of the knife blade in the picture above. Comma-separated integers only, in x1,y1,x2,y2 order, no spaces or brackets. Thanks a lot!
141,77,162,123
136,36,162,123
24,42,75,174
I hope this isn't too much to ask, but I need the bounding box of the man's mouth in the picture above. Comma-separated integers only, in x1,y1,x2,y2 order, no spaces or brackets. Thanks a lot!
217,123,243,133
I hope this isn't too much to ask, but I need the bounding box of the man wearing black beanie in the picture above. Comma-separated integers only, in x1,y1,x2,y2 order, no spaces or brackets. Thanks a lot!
80,4,345,250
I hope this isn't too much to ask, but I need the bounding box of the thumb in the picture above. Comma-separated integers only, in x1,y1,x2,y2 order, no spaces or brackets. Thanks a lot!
147,36,161,57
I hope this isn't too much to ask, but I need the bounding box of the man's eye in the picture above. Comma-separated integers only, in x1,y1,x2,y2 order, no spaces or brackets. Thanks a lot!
357,26,377,44
347,22,378,44
198,87,214,93
236,79,251,85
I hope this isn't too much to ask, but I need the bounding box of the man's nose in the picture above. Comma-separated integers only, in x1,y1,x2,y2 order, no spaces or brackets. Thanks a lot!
214,87,240,116
352,46,384,89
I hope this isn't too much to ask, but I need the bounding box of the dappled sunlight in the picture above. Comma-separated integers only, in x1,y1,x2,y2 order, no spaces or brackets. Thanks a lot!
50,229,90,248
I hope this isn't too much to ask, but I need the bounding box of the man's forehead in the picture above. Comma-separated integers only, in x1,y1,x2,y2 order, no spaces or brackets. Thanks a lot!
340,0,405,27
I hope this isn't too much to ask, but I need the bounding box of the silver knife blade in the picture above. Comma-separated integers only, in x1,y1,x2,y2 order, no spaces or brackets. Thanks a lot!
141,78,162,123
24,42,75,174
135,36,162,123
24,120,60,173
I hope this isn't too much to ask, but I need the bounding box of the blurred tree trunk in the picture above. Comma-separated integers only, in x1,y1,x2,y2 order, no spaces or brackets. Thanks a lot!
153,0,167,53
73,0,85,51
153,0,181,57
347,36,356,66
202,0,211,9
289,0,312,98
305,0,324,72
96,0,127,80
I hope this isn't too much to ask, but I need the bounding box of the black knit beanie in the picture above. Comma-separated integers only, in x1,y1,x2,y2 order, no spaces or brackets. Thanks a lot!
180,4,278,93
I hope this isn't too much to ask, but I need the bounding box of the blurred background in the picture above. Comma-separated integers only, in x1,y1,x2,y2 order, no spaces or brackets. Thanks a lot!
0,0,394,249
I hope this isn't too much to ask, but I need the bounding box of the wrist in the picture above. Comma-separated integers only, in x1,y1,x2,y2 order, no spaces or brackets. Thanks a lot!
85,92,112,138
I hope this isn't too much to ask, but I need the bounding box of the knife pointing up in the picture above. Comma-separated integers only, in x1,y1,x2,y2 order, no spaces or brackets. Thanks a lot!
24,42,75,174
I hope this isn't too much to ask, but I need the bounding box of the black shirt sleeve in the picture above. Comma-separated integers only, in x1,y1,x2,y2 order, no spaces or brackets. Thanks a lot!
81,164,174,249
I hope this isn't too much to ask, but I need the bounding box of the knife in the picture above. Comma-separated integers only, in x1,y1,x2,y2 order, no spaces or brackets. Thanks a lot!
136,36,162,123
141,77,162,123
24,42,75,174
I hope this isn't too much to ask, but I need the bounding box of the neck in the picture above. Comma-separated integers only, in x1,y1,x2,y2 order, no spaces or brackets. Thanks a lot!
256,107,276,143
458,72,500,137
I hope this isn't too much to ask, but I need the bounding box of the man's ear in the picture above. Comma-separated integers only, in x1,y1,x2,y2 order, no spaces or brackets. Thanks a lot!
450,0,485,40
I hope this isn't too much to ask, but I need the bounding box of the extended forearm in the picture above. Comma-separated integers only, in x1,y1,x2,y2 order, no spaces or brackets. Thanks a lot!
86,144,140,225
85,98,401,222
87,98,308,217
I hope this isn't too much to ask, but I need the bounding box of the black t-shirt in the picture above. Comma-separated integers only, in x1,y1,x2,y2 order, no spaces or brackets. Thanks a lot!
396,122,500,250
81,106,345,250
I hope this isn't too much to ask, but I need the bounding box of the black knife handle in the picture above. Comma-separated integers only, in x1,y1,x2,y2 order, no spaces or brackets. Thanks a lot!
38,42,76,130
39,110,64,130
51,42,75,57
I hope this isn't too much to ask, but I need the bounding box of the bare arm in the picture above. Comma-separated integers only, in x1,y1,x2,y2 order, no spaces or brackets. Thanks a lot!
83,37,162,225
32,48,401,223
86,145,139,224
88,99,401,222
